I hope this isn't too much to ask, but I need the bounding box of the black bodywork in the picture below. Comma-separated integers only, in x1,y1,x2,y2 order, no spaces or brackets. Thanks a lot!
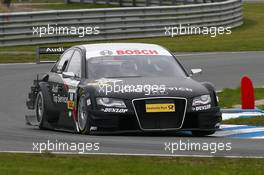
26,45,222,135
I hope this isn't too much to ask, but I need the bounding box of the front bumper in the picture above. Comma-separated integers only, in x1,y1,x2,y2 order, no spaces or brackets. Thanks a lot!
87,106,222,133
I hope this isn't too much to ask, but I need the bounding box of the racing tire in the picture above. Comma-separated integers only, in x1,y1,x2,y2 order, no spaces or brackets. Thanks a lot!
77,94,91,135
35,91,47,129
192,130,215,137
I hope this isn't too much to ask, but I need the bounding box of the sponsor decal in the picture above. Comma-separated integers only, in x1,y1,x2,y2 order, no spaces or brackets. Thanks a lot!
51,85,59,93
46,47,65,53
67,101,75,110
53,94,67,103
101,108,128,113
67,85,78,91
192,104,211,111
90,126,98,131
167,87,193,92
146,103,175,113
67,93,75,110
116,50,159,55
38,47,68,54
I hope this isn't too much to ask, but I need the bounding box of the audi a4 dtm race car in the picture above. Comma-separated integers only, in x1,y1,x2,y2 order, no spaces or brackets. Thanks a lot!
26,43,222,136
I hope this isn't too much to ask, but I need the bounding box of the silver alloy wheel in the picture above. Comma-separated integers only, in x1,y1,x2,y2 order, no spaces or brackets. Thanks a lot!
78,97,88,131
36,92,44,125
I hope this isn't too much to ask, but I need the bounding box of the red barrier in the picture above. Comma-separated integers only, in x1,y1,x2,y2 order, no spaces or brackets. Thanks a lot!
241,76,255,109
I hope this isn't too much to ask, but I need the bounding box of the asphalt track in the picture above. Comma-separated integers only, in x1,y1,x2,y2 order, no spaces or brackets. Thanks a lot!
0,51,264,157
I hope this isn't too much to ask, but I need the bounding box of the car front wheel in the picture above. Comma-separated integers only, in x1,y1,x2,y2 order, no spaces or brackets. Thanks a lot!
77,95,91,134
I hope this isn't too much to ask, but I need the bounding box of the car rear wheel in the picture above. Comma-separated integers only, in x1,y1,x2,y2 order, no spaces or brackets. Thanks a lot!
35,91,46,129
77,95,91,134
192,130,215,137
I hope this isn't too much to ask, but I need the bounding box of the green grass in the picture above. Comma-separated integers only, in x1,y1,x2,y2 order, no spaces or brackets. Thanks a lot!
0,153,264,175
218,88,264,126
217,87,264,108
0,2,116,13
0,3,264,63
223,116,264,126
12,0,64,3
258,105,264,110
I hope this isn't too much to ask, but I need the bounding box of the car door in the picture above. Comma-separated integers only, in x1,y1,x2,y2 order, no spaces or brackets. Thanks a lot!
58,49,83,129
48,49,74,112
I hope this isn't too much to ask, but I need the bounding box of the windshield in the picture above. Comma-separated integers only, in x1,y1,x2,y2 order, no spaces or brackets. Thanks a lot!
87,55,187,79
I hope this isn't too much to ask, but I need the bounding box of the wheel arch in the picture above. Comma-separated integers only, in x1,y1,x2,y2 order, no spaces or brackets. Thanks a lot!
38,81,58,113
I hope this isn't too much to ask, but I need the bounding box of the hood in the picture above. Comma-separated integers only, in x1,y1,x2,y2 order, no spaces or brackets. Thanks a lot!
83,77,209,99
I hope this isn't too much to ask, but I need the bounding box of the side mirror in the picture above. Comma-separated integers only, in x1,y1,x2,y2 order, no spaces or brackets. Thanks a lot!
62,72,75,78
190,69,203,76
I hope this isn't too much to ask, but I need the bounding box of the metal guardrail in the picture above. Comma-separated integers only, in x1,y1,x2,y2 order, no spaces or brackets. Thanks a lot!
67,0,224,6
0,0,243,46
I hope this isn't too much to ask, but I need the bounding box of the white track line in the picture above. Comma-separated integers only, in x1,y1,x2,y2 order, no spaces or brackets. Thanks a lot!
213,127,264,137
251,136,264,139
220,124,247,128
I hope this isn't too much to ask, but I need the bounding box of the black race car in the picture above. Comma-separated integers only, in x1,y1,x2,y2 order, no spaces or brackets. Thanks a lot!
26,43,221,136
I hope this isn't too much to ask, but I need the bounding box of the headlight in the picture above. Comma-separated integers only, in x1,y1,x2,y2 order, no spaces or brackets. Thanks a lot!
96,98,126,108
192,95,211,106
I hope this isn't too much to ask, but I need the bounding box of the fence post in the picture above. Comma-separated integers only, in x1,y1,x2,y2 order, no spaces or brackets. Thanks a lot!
145,0,150,6
132,0,136,6
119,0,123,6
36,47,40,64
159,0,162,5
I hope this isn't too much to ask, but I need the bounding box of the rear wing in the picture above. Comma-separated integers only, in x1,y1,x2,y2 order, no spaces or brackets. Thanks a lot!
36,47,70,64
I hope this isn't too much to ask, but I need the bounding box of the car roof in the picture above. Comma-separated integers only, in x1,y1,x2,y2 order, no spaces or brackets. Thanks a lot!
75,43,172,58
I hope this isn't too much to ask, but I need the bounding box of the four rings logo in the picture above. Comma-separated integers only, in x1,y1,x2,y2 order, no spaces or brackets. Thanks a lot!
100,50,113,56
